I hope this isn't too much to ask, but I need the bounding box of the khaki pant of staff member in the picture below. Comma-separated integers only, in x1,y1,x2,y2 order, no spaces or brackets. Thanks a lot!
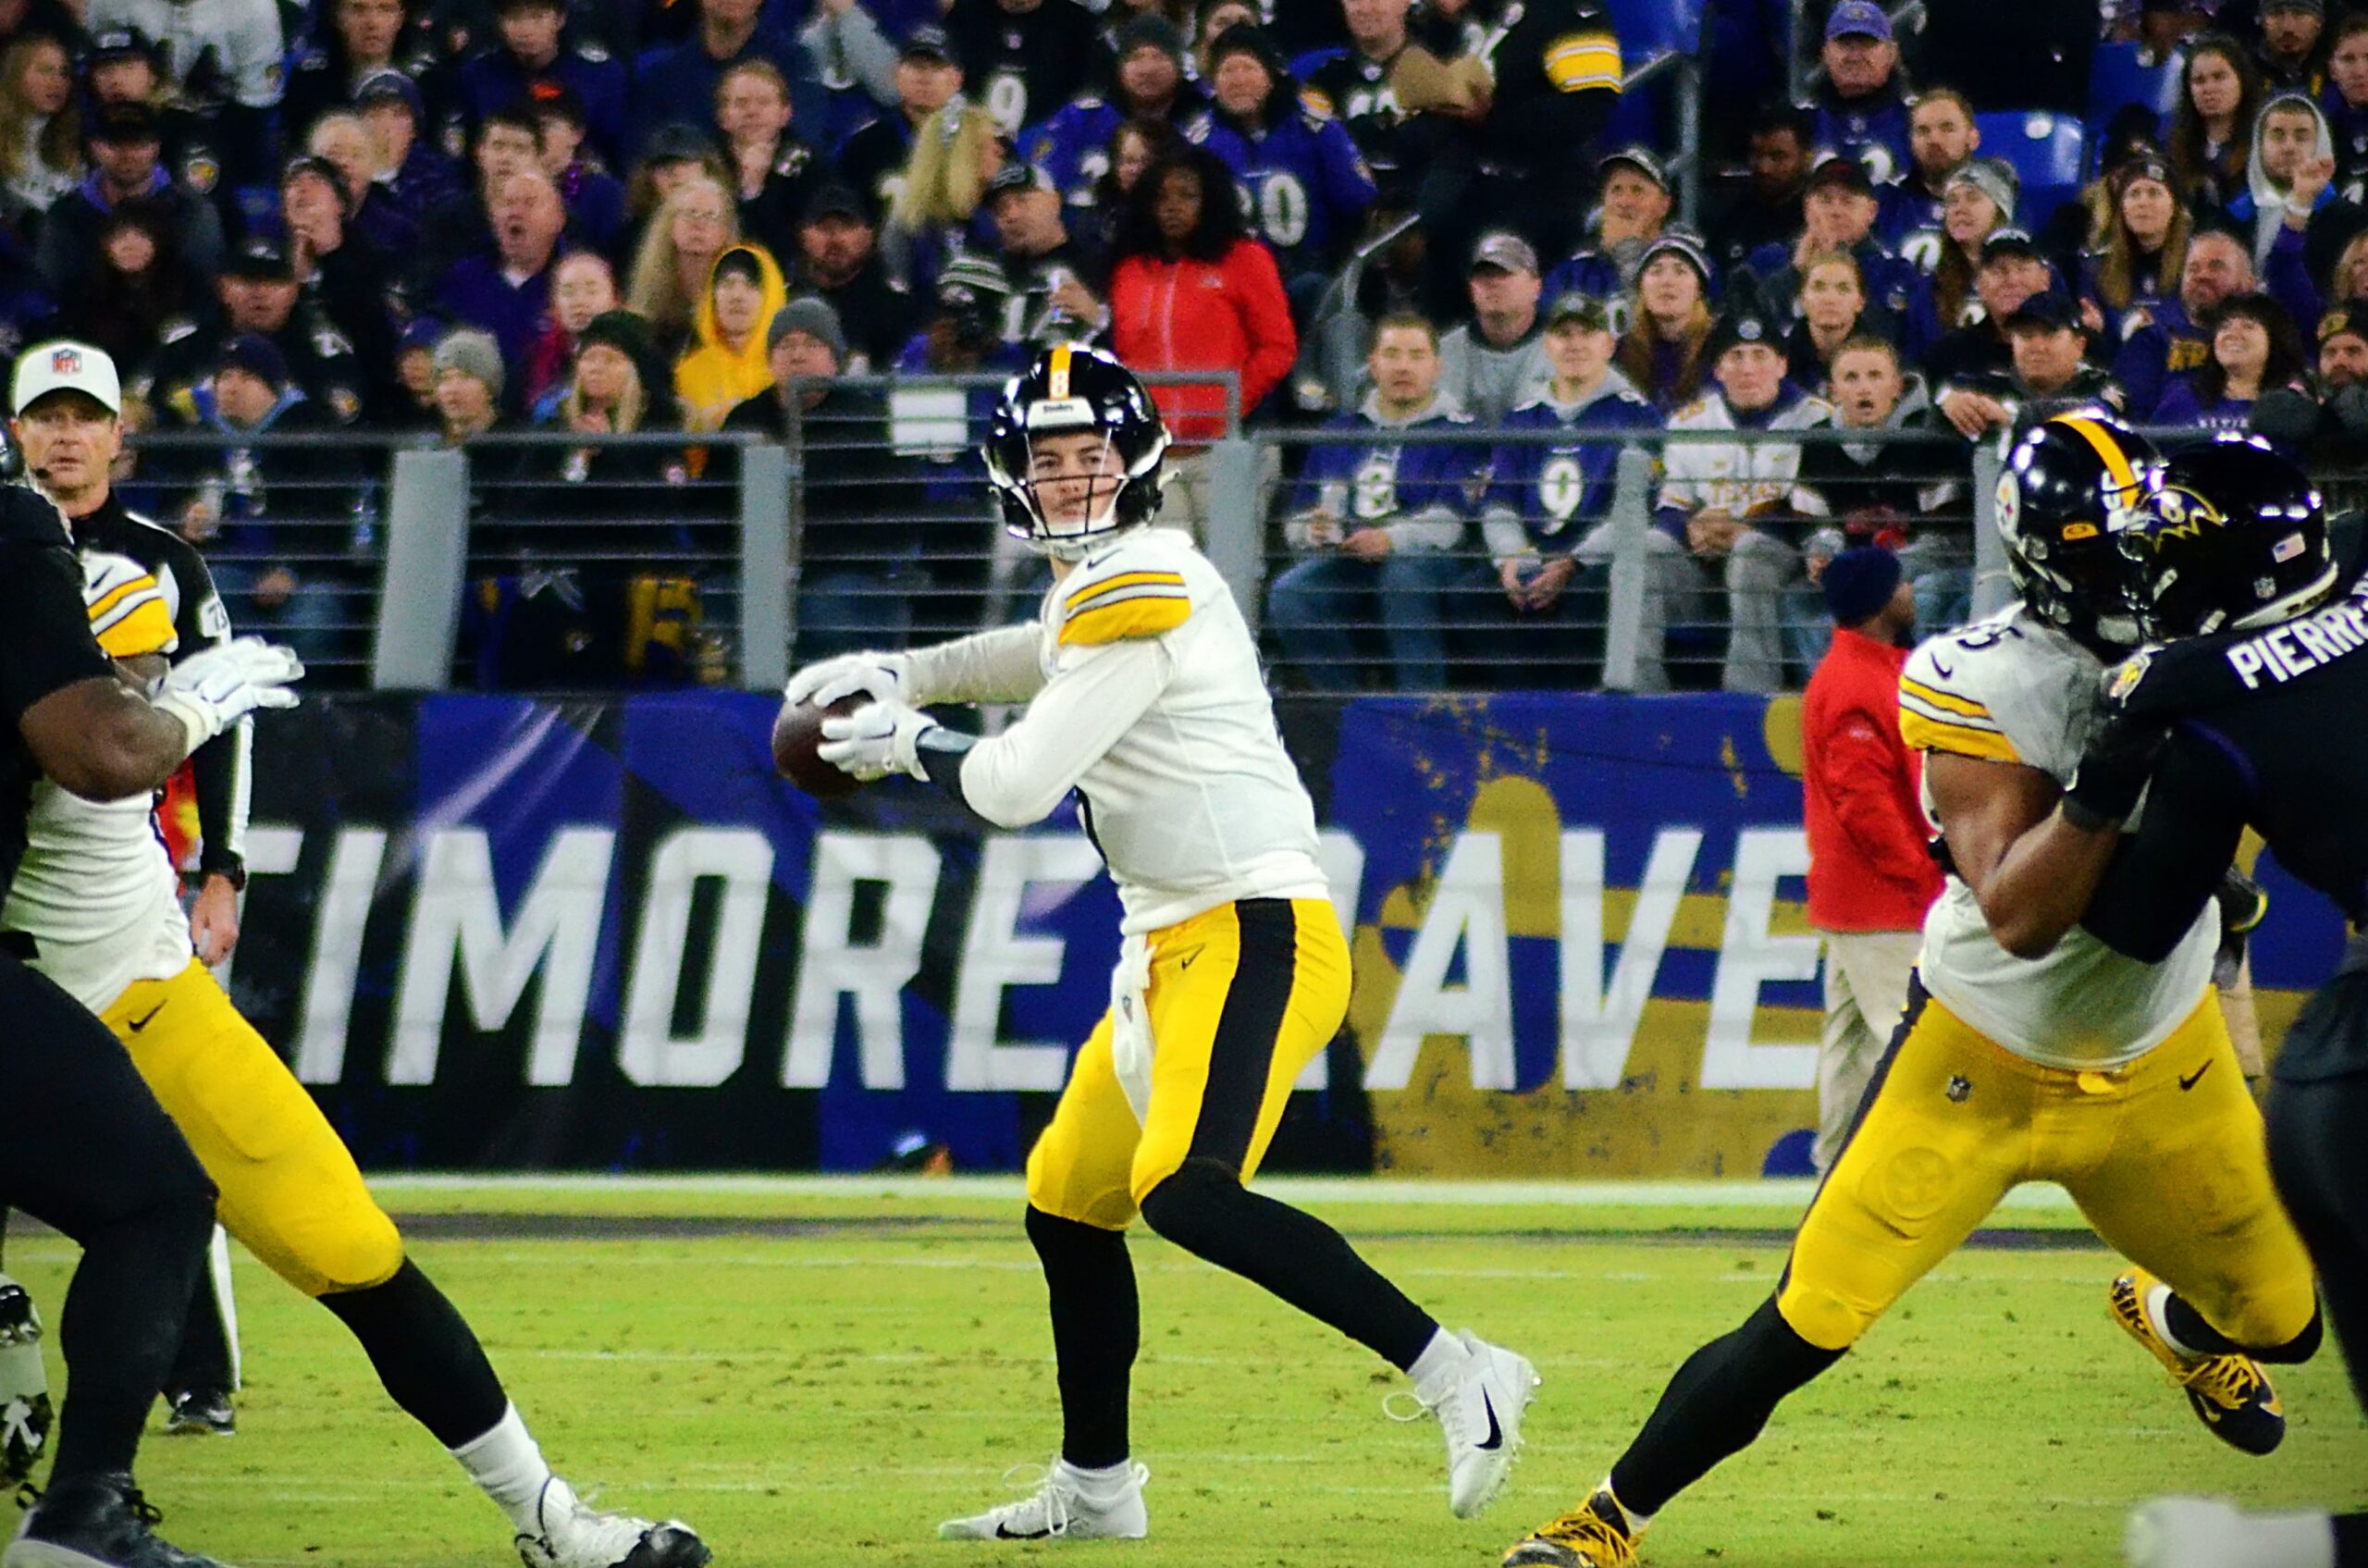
1813,929,1924,1175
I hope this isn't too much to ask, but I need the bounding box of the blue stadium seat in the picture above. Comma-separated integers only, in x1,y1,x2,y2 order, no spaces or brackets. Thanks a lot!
1975,111,2089,232
1603,0,1705,59
2086,41,2181,132
1598,0,1708,154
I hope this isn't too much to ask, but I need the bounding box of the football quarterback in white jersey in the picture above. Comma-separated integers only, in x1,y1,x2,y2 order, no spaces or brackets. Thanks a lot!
793,343,1539,1541
1502,414,2322,1568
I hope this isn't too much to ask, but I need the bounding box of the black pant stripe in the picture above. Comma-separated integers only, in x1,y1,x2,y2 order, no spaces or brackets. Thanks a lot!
1183,899,1301,1175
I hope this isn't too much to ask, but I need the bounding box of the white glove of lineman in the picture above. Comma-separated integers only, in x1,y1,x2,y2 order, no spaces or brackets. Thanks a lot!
154,636,304,755
818,700,938,782
783,649,913,711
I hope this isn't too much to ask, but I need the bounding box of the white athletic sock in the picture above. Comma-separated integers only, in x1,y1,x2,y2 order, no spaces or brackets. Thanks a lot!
450,1402,556,1533
1407,1327,1469,1390
1056,1459,1137,1503
2145,1282,2202,1358
2249,1511,2337,1568
1602,1477,1651,1535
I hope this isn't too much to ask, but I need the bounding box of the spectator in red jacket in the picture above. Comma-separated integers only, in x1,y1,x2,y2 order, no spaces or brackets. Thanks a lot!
1106,144,1295,535
1800,546,1942,1174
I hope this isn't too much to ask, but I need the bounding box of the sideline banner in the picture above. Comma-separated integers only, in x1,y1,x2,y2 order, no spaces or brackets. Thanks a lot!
227,693,2343,1177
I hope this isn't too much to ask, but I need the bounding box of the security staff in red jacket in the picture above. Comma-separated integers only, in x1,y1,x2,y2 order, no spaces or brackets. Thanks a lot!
1799,546,1942,1172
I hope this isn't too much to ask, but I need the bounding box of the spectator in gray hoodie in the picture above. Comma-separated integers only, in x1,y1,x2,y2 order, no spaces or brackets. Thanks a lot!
1437,230,1549,424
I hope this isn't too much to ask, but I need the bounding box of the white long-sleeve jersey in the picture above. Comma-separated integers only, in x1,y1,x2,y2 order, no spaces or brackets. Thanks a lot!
905,526,1330,935
1899,606,2216,1070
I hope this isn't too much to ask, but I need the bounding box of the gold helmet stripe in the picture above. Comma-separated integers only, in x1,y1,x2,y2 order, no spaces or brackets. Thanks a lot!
1048,344,1073,401
2051,413,2140,498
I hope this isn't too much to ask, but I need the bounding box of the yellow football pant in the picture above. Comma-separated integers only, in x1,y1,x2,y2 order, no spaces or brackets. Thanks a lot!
1028,899,1350,1231
1778,980,2319,1353
101,959,403,1298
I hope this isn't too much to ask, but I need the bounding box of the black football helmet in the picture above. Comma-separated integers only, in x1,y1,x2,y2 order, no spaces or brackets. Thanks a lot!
1995,413,2158,649
2122,436,2339,641
983,343,1169,556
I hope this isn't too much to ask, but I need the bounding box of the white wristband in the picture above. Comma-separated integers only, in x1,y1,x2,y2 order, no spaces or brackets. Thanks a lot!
152,692,213,760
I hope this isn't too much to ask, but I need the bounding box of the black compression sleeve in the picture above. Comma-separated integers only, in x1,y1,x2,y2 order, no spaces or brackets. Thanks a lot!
0,538,116,727
915,727,984,815
2079,730,2251,964
173,549,247,883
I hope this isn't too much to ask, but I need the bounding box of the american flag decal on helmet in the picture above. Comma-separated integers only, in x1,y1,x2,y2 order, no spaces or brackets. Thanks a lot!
50,348,80,376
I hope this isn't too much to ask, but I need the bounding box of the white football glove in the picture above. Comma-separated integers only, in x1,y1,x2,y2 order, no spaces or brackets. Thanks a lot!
154,636,304,755
817,700,938,782
783,650,913,712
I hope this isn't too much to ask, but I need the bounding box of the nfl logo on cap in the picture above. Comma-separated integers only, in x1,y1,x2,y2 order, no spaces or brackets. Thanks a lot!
1738,319,1764,341
11,339,122,417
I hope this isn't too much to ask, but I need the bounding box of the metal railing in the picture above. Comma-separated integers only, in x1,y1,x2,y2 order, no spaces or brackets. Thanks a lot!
145,403,2355,698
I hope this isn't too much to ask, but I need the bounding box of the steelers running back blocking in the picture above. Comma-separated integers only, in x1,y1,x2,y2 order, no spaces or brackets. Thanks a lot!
790,343,1539,1540
3,340,709,1568
1500,414,2322,1568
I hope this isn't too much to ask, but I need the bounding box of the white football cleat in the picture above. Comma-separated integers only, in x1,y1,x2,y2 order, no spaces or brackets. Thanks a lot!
1393,1330,1538,1520
2125,1498,2338,1568
513,1477,710,1568
938,1461,1151,1541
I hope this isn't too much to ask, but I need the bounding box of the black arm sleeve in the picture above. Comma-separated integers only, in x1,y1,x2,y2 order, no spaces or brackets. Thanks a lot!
2078,729,2252,964
166,541,249,884
915,728,988,821
0,539,117,728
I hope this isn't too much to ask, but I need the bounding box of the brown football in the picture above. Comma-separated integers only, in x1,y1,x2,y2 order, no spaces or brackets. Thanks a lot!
772,694,866,799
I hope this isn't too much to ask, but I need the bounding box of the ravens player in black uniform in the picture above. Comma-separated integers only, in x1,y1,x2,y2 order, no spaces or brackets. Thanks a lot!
0,418,302,1568
1993,436,2368,1568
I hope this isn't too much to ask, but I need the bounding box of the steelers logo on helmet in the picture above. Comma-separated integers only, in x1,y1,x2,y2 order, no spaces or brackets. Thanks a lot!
1997,413,2157,650
982,344,1171,559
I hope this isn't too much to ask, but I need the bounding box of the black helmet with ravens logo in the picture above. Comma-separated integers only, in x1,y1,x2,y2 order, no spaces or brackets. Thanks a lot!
1995,413,2157,650
983,343,1169,557
2122,435,2339,642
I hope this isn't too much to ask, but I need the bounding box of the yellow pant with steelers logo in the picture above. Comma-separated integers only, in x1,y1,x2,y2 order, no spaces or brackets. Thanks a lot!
1028,899,1350,1231
1778,979,2319,1353
100,959,403,1298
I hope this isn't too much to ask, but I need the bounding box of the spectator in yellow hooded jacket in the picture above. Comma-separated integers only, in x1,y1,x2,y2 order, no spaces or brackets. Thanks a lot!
673,241,787,432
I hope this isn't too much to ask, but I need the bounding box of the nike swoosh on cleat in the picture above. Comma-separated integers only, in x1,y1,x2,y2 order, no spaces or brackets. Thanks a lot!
2178,1062,2212,1091
995,1525,1054,1540
127,1004,166,1033
1476,1392,1504,1451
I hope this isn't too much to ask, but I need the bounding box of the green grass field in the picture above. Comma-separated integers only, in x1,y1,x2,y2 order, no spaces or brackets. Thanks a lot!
7,1178,2364,1568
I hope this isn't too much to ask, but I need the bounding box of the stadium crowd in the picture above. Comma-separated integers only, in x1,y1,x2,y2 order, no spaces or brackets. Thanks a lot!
6,0,2368,690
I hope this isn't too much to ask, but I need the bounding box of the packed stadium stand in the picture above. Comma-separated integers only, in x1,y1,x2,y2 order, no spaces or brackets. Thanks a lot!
6,0,2362,692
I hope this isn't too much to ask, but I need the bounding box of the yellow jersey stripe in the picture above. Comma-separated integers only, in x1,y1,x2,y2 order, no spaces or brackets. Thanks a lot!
1544,33,1621,90
85,573,160,623
1066,570,1188,612
94,598,178,659
1899,689,2003,734
1899,710,2021,763
1059,593,1191,646
2052,414,2140,497
1897,676,1994,722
